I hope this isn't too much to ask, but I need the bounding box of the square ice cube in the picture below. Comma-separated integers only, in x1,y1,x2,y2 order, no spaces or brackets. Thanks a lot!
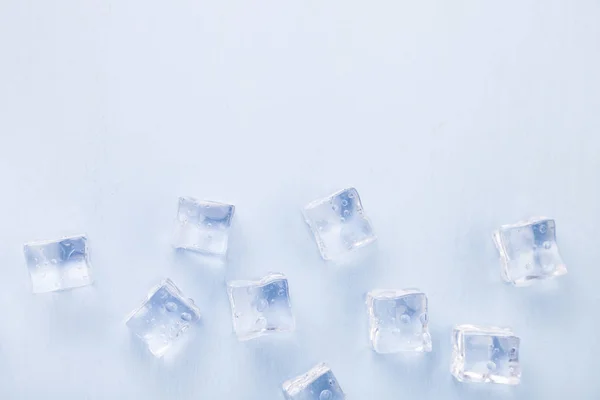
226,273,295,341
493,217,567,286
23,235,93,293
366,289,432,353
451,324,521,385
303,187,376,261
282,363,345,400
173,197,235,257
126,279,201,357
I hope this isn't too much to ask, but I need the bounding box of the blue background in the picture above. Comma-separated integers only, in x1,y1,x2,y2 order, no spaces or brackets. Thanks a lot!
1,0,599,398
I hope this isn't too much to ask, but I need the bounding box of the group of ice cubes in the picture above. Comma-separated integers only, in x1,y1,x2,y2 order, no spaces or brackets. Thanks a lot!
172,188,378,263
366,289,432,353
493,217,567,286
227,273,295,341
19,193,566,387
126,279,201,357
24,235,93,293
451,324,521,385
282,363,345,400
302,189,568,287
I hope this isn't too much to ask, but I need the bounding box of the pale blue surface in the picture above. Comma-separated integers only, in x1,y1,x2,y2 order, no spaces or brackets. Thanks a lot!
1,1,599,398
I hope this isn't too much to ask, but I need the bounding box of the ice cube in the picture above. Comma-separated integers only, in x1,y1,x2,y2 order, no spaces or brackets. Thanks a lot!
226,273,294,341
282,363,345,400
303,187,376,261
126,279,201,357
493,217,567,286
366,289,432,353
173,197,235,257
23,235,93,293
451,324,521,385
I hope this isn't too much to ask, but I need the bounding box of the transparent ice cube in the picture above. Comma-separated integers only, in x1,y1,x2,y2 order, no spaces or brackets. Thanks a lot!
23,235,93,293
282,363,345,400
366,289,432,353
493,217,567,286
451,324,521,385
226,273,295,341
126,279,201,357
303,187,376,261
173,197,235,257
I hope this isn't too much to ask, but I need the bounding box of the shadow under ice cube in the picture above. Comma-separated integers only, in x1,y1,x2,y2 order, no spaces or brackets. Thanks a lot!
303,187,376,261
227,273,294,341
173,197,235,257
126,279,201,357
282,363,345,400
366,289,432,353
493,217,567,286
451,324,521,385
23,235,93,293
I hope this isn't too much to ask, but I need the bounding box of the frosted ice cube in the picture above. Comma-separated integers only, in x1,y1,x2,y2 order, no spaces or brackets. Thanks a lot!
173,197,235,257
451,324,521,385
366,289,432,353
23,235,93,293
126,279,201,357
303,187,376,261
493,217,567,286
226,273,294,341
282,363,345,400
